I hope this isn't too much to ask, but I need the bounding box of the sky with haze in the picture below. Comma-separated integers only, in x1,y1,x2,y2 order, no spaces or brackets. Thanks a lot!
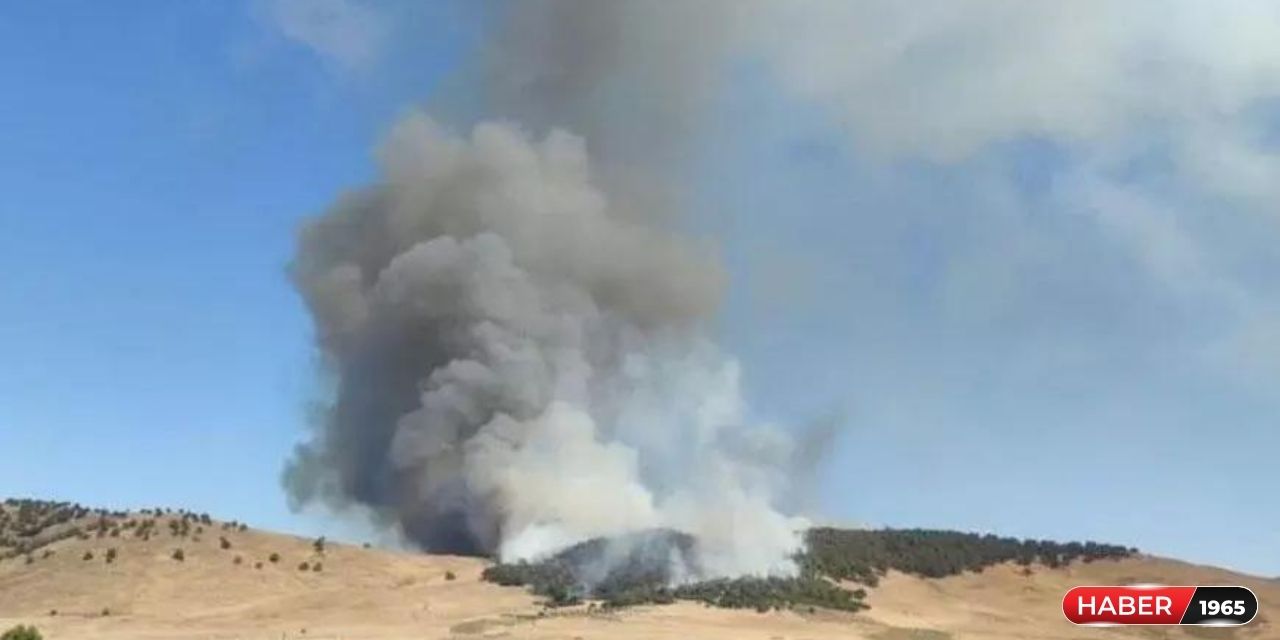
1,1,1277,576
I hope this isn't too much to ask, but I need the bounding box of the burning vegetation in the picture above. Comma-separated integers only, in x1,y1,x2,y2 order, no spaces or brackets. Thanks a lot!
483,527,1135,612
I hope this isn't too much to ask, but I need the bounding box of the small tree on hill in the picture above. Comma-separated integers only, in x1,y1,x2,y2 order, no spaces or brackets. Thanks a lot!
0,624,42,640
172,548,185,562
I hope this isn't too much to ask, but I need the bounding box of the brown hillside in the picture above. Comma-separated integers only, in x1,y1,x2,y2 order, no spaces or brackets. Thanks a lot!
1,503,1275,639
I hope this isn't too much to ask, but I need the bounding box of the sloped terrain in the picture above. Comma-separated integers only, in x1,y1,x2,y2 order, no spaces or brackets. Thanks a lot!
482,526,1135,612
1,499,1275,639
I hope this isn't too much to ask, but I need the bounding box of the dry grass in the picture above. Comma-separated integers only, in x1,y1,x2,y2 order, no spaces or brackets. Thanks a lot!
1,509,1275,639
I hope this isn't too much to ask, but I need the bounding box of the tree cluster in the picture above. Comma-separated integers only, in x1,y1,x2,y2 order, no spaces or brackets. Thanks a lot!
802,528,1135,586
482,527,1136,613
1,497,264,571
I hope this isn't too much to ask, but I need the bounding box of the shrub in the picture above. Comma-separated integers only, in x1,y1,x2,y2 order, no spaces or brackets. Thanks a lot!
313,537,326,554
445,570,457,581
172,548,185,562
312,562,322,572
219,537,231,550
105,548,117,563
298,561,310,571
269,552,280,563
82,551,93,561
0,624,42,640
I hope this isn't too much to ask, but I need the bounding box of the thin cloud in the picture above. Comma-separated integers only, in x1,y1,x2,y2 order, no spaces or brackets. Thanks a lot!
266,0,389,71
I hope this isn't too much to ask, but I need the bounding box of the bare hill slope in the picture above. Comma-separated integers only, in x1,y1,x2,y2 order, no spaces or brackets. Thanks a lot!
1,501,1275,639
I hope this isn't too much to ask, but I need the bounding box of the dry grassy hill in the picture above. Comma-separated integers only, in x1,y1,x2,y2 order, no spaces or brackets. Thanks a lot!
1,500,1275,640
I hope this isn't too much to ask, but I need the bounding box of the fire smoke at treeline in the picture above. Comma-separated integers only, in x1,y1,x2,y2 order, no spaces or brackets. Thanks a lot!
282,2,816,579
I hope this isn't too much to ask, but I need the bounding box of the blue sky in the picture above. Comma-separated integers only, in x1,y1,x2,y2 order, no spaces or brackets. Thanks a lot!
1,2,1277,576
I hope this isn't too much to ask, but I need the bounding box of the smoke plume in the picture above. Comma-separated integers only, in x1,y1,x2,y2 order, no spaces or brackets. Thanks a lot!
284,105,808,576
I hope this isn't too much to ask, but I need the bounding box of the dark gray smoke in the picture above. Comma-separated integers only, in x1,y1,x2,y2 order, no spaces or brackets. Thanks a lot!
283,2,810,577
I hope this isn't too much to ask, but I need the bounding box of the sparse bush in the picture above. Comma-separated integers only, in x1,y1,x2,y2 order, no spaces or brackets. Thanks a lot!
254,562,263,570
0,624,42,640
313,536,326,554
219,536,231,550
445,570,456,581
312,562,322,572
233,555,243,565
171,548,185,562
269,552,280,563
105,548,117,563
101,607,110,617
298,561,310,571
82,551,93,561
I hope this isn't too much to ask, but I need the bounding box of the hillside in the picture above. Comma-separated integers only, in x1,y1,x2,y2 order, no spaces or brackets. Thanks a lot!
1,499,1275,640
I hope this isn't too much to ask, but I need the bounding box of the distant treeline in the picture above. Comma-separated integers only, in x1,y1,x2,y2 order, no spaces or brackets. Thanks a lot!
483,527,1136,613
803,527,1136,586
0,498,246,561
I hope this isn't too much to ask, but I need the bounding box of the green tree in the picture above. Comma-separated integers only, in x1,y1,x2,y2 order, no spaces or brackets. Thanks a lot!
0,625,42,640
